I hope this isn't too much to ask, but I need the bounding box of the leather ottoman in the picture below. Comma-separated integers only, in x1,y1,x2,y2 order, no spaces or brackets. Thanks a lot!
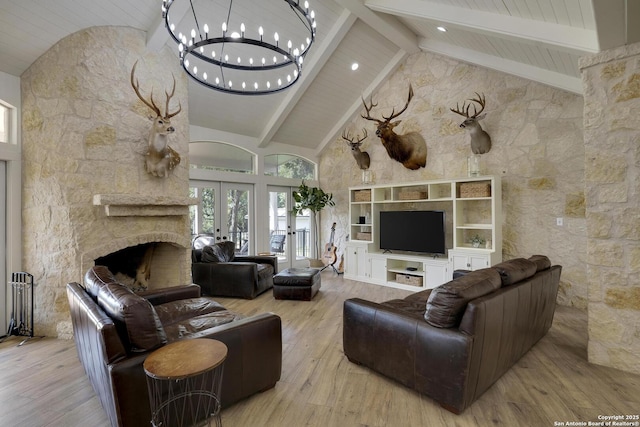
273,268,321,301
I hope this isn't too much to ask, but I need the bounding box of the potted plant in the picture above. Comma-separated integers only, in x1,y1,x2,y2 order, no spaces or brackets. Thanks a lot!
292,181,335,265
470,234,486,248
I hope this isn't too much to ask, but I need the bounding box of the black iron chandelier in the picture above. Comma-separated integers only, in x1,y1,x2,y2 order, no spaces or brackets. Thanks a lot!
162,0,317,95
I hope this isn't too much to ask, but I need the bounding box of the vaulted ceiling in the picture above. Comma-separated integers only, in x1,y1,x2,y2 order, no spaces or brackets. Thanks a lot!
1,0,638,155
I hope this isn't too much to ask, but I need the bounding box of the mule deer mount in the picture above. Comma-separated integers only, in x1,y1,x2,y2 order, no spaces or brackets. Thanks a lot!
450,92,492,154
130,61,182,178
361,84,427,170
342,129,371,170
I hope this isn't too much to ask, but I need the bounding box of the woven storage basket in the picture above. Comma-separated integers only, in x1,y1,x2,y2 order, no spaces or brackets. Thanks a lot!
356,232,372,241
459,182,491,198
354,190,371,202
395,274,423,286
398,190,427,200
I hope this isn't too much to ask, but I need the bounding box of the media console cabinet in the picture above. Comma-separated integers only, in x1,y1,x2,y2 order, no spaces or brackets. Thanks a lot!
344,176,502,291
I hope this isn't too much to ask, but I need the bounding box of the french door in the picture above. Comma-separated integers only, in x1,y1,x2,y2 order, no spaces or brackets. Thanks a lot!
267,186,311,270
190,181,254,255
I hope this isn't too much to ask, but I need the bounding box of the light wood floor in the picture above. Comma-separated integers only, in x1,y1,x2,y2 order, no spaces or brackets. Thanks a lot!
1,273,639,427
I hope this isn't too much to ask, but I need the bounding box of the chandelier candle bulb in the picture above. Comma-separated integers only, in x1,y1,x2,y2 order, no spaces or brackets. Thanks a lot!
241,23,245,37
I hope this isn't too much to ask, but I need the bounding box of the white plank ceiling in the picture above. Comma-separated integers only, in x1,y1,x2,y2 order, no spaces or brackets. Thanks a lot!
0,0,638,153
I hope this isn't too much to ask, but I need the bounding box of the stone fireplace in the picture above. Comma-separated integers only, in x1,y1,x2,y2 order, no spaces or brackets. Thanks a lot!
20,26,193,338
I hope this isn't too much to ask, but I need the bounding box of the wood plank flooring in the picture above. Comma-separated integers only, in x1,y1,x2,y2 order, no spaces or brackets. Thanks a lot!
1,272,639,426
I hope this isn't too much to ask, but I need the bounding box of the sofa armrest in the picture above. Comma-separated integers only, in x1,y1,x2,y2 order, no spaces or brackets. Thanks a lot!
192,262,258,298
343,298,473,413
179,312,282,408
234,255,278,271
139,284,201,306
109,353,152,427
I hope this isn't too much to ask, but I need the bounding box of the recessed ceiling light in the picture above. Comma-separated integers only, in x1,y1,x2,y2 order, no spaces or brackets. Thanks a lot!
437,26,447,32
351,62,359,71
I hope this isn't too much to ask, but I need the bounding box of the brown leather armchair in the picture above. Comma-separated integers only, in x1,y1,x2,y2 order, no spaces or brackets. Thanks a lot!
67,266,282,427
191,237,277,299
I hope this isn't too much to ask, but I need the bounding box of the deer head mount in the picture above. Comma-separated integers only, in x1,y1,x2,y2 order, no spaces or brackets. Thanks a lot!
130,61,182,178
450,92,492,154
361,84,427,170
342,129,370,170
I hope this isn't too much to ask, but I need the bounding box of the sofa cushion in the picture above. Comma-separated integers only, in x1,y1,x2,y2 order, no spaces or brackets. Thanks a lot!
528,255,551,272
154,297,227,325
425,268,501,328
492,258,537,286
163,310,246,341
84,265,118,299
201,241,236,263
97,282,167,352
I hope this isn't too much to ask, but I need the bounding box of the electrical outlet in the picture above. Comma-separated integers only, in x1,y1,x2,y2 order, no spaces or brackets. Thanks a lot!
556,217,563,226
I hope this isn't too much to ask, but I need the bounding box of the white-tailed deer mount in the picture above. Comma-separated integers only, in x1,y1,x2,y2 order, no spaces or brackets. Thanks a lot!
450,92,492,154
342,129,370,170
361,85,427,170
130,61,182,178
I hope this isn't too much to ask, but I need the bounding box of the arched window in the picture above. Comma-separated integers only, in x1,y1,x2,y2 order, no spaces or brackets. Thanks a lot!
189,141,255,174
264,154,315,180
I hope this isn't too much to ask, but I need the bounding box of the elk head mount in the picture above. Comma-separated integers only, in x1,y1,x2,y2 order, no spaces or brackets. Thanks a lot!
450,92,492,154
342,129,370,170
361,84,427,170
130,61,182,178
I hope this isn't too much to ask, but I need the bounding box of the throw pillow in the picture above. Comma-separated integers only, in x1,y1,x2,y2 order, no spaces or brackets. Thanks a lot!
492,258,537,286
424,268,501,328
201,241,236,263
84,265,118,299
97,282,167,352
528,255,551,272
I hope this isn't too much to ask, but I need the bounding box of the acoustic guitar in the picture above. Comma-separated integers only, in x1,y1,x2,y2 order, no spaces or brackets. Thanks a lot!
322,222,338,267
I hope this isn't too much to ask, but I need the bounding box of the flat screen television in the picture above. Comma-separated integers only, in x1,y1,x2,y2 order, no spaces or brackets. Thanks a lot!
379,210,446,255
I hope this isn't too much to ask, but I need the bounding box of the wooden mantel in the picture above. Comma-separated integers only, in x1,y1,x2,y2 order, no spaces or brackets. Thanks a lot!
93,194,198,217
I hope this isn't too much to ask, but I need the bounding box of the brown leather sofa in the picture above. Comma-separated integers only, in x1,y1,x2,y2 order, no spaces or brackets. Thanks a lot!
343,255,561,414
192,238,277,299
67,266,282,427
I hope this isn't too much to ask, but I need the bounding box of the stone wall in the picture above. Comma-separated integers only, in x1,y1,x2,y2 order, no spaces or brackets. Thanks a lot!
580,42,640,375
21,27,191,338
319,51,586,309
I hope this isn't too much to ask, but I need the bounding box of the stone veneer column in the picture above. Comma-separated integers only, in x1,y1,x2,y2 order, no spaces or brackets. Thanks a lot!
21,27,191,337
580,42,640,374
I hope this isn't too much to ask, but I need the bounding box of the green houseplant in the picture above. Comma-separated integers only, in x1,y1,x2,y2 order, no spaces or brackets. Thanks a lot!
292,181,335,262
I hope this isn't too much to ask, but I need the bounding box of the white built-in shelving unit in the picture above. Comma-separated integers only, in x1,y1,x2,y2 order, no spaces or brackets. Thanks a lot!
344,176,502,291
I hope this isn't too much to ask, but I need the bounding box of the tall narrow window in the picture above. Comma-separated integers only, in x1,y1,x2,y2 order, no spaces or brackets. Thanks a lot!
0,103,9,144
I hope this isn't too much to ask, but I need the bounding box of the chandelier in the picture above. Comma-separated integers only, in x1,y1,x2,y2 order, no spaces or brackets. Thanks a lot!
162,0,317,95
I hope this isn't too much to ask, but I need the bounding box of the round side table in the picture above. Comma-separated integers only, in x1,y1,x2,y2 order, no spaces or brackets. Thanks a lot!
144,338,228,427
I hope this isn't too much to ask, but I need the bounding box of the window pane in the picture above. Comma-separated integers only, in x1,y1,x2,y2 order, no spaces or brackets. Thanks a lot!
189,141,255,174
264,154,315,179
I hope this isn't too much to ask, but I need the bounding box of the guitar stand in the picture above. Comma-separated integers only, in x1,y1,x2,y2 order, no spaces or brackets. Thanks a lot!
320,264,342,275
